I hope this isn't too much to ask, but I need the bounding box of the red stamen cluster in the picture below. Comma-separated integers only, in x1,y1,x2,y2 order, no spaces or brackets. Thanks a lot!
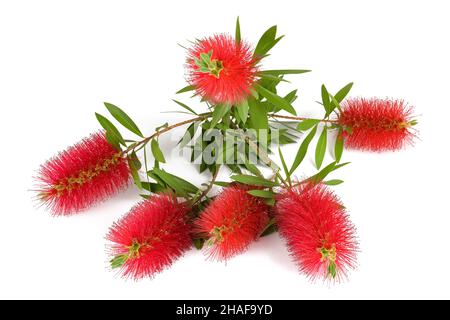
106,194,192,280
187,34,258,105
195,184,270,261
35,131,130,215
338,97,415,152
275,183,358,281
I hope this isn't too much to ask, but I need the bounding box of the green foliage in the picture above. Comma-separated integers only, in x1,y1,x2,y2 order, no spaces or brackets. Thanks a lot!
104,102,143,137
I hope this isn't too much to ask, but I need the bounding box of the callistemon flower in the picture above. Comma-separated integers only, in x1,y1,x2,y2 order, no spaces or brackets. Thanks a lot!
106,194,192,280
35,131,130,215
187,34,258,105
275,183,358,281
338,97,416,152
195,184,269,261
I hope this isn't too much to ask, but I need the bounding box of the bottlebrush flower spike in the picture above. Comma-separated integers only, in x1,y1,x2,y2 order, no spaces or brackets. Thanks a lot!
276,183,358,281
187,34,258,105
195,184,269,261
35,131,130,215
338,97,417,152
106,194,192,280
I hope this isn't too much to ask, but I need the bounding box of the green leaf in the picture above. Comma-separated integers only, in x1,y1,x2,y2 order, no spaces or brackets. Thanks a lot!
105,131,121,150
150,139,166,163
259,69,311,76
260,218,277,237
328,93,340,111
278,146,290,184
213,181,230,187
172,100,198,115
284,90,298,104
230,174,278,187
297,119,320,131
334,82,353,103
321,84,333,116
324,179,344,186
176,85,196,94
254,25,277,57
247,189,276,198
248,98,268,130
210,104,230,129
178,122,199,148
95,113,126,147
127,154,142,190
235,16,241,44
290,125,317,174
334,129,344,163
315,127,327,169
236,99,249,124
243,159,262,177
104,102,143,137
152,168,199,195
254,83,296,115
310,161,350,183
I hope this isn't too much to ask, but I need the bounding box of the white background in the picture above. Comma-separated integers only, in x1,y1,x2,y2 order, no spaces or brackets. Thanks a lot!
1,0,449,299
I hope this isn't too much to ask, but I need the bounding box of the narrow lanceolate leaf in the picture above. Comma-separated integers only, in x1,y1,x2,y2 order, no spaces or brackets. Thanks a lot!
297,119,320,131
334,128,344,163
150,139,166,163
260,218,277,236
310,161,350,183
315,127,328,169
248,98,268,130
235,16,241,44
178,121,199,148
324,179,344,186
284,89,298,104
247,189,276,199
104,102,143,137
330,95,343,114
213,181,230,187
237,99,249,124
127,154,142,190
321,84,333,116
259,69,311,76
172,99,198,115
230,174,278,187
254,83,297,115
334,82,353,103
151,168,199,195
278,146,290,184
210,104,230,129
176,85,196,94
254,25,277,57
95,113,126,146
290,125,318,174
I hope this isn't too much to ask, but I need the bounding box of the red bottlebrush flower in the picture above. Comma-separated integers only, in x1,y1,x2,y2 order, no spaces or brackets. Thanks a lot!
275,183,358,281
338,97,416,152
106,194,192,280
195,184,270,261
35,131,130,215
187,34,258,105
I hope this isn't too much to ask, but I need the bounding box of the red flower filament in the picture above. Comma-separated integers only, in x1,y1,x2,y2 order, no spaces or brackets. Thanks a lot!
187,34,258,105
195,184,269,261
338,97,416,152
276,183,358,281
106,194,192,280
35,131,130,215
